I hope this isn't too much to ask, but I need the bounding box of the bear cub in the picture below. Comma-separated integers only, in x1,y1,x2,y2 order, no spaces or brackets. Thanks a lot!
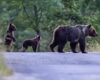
21,34,40,52
5,23,16,51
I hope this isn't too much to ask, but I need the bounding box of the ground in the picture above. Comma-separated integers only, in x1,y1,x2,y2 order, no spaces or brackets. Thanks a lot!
2,52,100,80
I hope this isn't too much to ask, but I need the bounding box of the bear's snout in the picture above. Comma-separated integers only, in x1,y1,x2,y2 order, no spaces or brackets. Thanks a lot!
95,32,98,36
92,32,98,37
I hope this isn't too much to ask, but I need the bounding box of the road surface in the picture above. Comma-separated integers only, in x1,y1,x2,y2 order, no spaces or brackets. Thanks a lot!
3,52,100,80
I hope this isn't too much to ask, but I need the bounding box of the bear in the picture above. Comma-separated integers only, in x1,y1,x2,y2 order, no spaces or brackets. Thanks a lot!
5,23,16,51
5,31,16,45
7,23,16,32
49,24,98,53
21,34,40,52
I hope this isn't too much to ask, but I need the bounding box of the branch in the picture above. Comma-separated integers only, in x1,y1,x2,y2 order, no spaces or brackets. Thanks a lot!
22,0,34,24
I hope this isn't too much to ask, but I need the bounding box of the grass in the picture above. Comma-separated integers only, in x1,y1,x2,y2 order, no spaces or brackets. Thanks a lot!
0,53,13,76
88,44,100,52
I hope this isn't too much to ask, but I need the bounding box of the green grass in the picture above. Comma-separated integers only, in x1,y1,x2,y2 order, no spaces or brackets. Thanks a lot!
88,44,100,52
0,53,13,76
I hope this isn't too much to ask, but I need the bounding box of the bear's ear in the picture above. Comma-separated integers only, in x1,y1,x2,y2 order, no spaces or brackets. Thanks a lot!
9,23,12,26
87,24,91,28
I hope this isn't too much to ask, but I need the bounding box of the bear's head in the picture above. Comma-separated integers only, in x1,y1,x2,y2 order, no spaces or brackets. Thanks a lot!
7,23,16,32
86,24,98,37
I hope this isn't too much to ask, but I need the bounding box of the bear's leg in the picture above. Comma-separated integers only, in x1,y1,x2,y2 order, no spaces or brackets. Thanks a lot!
22,46,28,52
58,43,66,53
32,46,37,52
70,42,78,53
79,40,87,53
6,45,11,52
22,47,27,52
50,42,57,52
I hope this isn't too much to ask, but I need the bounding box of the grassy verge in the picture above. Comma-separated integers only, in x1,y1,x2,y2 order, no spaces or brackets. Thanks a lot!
87,42,100,52
0,53,13,76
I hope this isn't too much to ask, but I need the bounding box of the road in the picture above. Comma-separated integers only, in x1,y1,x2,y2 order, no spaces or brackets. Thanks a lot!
3,52,100,80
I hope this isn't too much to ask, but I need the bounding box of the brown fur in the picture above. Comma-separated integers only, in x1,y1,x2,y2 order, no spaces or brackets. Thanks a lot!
5,23,16,51
50,24,98,53
21,35,40,52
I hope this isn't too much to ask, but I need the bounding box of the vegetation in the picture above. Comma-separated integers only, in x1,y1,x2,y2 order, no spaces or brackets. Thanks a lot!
0,0,100,52
0,53,13,76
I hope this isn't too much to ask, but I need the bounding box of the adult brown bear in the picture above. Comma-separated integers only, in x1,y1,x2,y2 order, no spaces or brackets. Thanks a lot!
50,24,98,53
